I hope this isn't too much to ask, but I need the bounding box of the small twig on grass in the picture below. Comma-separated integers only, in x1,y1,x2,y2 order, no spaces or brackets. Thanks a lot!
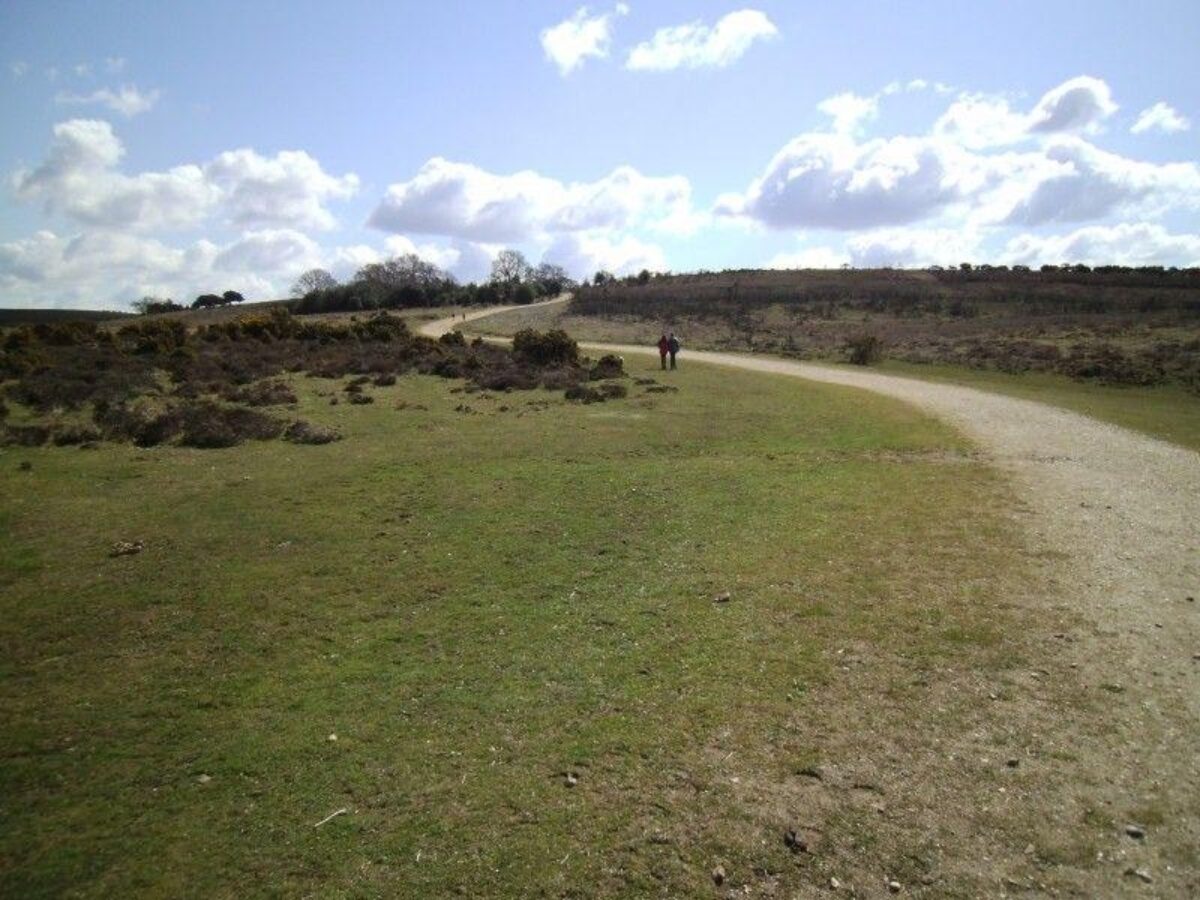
314,807,347,828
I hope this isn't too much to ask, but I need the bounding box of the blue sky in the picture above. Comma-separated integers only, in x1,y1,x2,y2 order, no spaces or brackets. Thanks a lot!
2,0,1198,308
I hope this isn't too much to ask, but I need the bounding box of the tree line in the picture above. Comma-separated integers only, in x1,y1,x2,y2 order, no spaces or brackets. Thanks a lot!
290,250,576,315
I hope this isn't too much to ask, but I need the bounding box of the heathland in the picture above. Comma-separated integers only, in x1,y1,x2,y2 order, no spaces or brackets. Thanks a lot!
473,266,1200,451
2,278,1198,897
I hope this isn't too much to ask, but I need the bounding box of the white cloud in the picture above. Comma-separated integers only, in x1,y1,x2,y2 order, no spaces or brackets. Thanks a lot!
817,92,878,135
716,132,994,230
722,77,1198,234
1028,76,1117,134
933,94,1029,149
1003,137,1200,226
73,63,92,78
205,148,359,231
367,157,693,243
212,228,323,274
13,119,219,230
935,76,1118,149
10,61,29,78
0,227,348,309
768,228,981,270
540,4,628,75
1003,223,1200,267
844,227,980,267
105,56,127,73
626,9,777,71
382,234,466,272
12,119,359,232
1131,101,1190,135
55,84,162,117
542,231,666,278
766,246,850,269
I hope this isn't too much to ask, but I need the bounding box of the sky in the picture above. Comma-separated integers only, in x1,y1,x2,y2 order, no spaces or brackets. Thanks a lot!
1,0,1199,310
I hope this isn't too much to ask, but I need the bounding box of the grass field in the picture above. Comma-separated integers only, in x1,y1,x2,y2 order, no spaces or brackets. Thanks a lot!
0,356,1088,897
474,302,1200,453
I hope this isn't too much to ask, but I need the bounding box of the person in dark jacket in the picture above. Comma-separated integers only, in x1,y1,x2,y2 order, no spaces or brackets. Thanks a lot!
667,333,681,369
657,333,670,370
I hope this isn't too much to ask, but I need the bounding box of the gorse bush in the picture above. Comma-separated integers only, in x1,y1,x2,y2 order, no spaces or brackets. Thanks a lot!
512,329,578,366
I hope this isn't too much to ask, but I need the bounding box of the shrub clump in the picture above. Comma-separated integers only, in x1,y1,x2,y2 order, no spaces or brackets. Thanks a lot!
224,380,298,406
179,403,284,449
3,424,51,447
512,329,578,366
564,382,627,403
589,354,626,380
283,420,341,445
844,334,884,366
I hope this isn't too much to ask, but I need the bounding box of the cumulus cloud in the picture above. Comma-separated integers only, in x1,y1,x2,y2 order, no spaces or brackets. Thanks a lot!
626,9,777,71
1028,76,1117,134
817,92,878,135
367,157,693,243
933,94,1029,149
716,133,996,230
56,84,161,117
212,228,323,274
0,227,348,309
11,61,29,78
540,4,628,75
1131,102,1190,135
768,228,981,270
1003,223,1200,267
722,75,1198,234
542,231,666,278
205,148,359,230
766,246,849,269
12,119,359,232
935,76,1118,149
1003,137,1200,226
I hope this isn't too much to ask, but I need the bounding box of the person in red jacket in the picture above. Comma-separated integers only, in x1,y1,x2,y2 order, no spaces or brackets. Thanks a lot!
657,333,669,370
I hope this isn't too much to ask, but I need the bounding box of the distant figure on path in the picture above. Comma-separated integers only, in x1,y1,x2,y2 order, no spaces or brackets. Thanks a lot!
657,333,670,370
668,333,681,370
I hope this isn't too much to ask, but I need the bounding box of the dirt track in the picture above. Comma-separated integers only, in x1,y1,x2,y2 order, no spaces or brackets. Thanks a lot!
423,300,1200,894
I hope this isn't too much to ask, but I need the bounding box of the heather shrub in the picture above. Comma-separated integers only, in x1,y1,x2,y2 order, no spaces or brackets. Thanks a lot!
179,403,283,448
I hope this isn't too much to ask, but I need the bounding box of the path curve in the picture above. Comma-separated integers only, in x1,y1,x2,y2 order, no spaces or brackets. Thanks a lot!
425,301,1200,874
424,301,1199,685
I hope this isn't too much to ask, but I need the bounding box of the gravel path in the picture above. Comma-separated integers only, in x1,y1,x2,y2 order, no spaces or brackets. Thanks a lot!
424,301,1200,893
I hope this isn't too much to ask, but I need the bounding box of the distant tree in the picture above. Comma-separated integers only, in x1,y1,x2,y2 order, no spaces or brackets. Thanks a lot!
354,254,451,289
291,268,339,295
490,249,531,285
131,296,184,315
223,290,246,305
192,293,225,309
530,262,573,296
593,270,614,286
636,269,651,285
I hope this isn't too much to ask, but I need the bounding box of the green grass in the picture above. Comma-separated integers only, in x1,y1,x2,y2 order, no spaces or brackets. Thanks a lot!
2,361,1045,897
874,359,1200,453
